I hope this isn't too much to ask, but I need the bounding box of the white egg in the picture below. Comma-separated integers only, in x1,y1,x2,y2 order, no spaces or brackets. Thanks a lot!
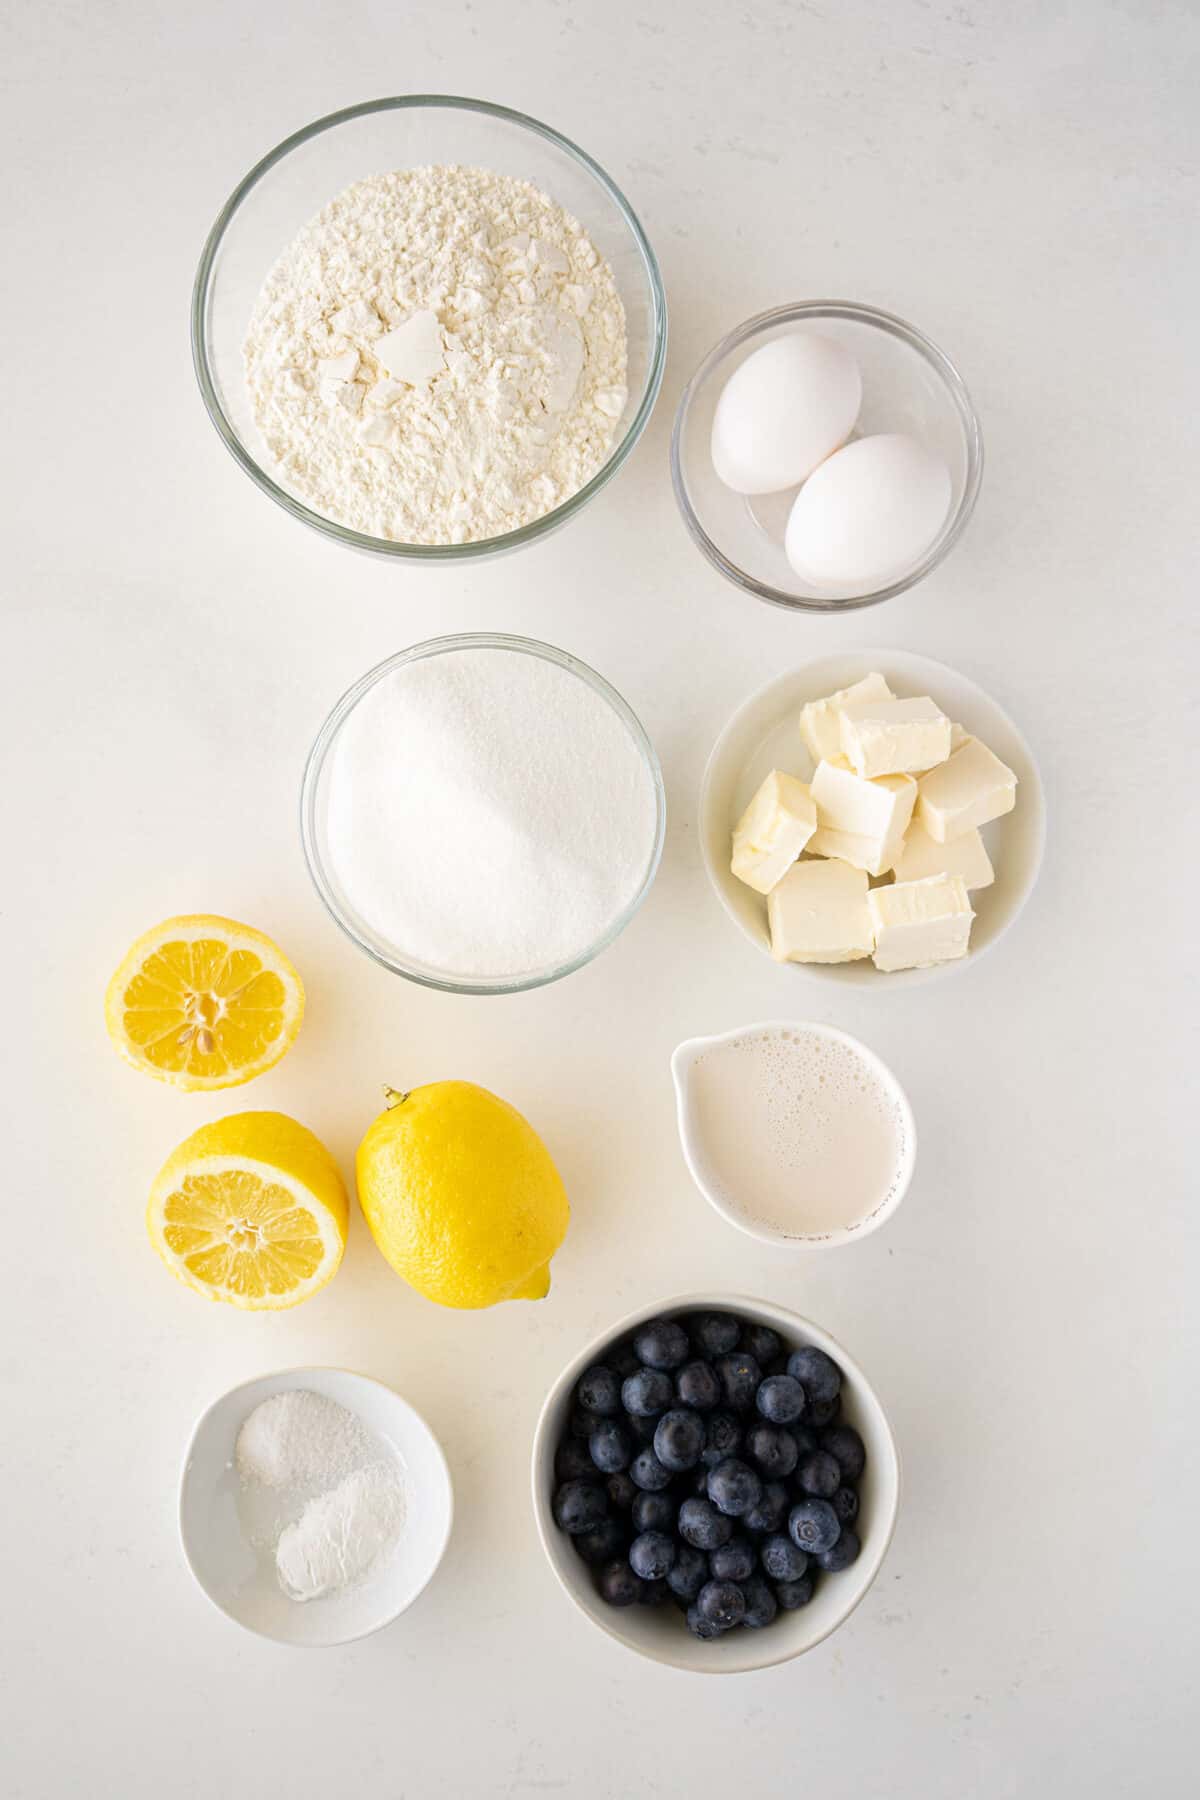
710,333,862,494
785,432,952,588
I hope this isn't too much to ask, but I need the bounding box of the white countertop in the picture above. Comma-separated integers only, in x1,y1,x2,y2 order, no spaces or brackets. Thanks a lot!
4,2,1196,1794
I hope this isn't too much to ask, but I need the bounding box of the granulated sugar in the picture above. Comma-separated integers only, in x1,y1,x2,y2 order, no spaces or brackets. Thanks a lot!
325,645,659,981
235,1390,373,1489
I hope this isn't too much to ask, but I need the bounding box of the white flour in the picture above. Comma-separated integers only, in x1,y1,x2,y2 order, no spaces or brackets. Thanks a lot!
275,1465,406,1604
244,165,628,543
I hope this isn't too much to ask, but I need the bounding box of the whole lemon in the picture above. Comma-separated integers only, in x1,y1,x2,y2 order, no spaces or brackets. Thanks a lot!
356,1082,569,1309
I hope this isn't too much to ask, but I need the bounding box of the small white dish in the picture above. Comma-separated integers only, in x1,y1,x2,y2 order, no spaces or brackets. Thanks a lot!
700,648,1045,985
179,1366,453,1647
670,1021,916,1249
532,1293,901,1673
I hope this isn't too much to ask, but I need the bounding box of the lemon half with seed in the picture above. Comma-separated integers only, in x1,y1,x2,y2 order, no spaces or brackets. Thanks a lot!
147,1112,348,1309
106,915,304,1091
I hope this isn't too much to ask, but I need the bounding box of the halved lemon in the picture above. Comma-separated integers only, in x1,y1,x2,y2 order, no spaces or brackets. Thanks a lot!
147,1112,348,1309
106,915,304,1091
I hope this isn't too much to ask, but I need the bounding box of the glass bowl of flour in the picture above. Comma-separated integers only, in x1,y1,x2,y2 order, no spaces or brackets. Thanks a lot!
192,97,667,558
301,634,666,993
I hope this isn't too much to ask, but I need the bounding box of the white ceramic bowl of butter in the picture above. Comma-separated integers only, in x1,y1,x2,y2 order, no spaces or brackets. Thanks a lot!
700,649,1044,985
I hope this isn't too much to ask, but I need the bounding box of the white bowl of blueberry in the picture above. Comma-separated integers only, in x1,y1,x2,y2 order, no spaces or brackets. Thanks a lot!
532,1295,900,1672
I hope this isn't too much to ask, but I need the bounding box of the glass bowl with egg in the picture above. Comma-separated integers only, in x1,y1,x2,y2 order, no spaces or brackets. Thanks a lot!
671,301,983,611
192,96,667,560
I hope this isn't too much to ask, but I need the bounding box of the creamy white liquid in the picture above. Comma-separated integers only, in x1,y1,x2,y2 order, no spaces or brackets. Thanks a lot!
684,1027,909,1238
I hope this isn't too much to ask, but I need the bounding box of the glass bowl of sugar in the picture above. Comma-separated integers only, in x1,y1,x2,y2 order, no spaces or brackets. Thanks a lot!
192,96,667,559
301,634,666,994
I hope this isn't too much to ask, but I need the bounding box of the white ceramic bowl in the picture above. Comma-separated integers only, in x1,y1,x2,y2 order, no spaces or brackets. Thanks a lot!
670,1022,916,1249
179,1367,453,1647
532,1294,900,1673
700,649,1045,985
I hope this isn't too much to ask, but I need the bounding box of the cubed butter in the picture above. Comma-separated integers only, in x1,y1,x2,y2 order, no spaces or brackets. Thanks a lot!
892,819,994,890
838,696,952,778
868,873,975,972
916,736,1017,842
799,672,893,764
731,770,817,894
767,859,874,964
807,826,903,878
811,760,916,856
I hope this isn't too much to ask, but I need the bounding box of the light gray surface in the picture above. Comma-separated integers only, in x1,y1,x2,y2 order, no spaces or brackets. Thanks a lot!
2,2,1196,1795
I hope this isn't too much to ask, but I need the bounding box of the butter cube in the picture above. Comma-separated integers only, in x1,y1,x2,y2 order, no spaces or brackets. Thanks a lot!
916,737,1017,842
838,696,952,778
810,760,916,876
768,860,873,964
868,873,975,972
731,771,817,894
799,672,893,764
892,819,994,890
807,827,902,878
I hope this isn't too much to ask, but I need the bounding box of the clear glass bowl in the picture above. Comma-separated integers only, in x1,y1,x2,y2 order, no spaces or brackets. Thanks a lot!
192,97,667,560
300,633,667,994
671,301,983,611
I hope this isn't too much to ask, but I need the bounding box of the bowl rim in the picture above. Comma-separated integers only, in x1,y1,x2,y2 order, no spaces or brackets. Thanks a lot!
299,631,668,994
699,647,1047,986
177,1364,455,1648
670,299,984,611
669,1021,917,1249
531,1292,902,1673
190,93,668,560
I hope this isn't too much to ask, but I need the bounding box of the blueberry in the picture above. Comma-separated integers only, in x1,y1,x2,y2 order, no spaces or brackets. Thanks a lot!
790,1424,819,1462
686,1601,725,1639
741,1574,778,1629
742,1324,782,1366
788,1497,841,1555
702,1411,742,1464
596,1559,642,1607
796,1449,842,1499
653,1408,705,1472
629,1530,677,1581
707,1457,763,1519
629,1448,673,1492
588,1419,632,1474
760,1533,809,1583
554,1439,596,1483
631,1489,675,1534
666,1542,708,1602
709,1535,755,1583
773,1575,814,1610
626,1411,659,1446
816,1527,861,1573
715,1352,762,1412
821,1424,866,1482
678,1497,734,1551
638,1578,669,1606
786,1345,842,1406
633,1318,690,1372
697,1579,746,1630
576,1364,621,1416
806,1394,841,1431
621,1368,673,1417
742,1480,789,1536
610,1342,642,1380
553,1480,607,1536
756,1374,806,1426
832,1486,860,1527
688,1311,741,1358
573,1518,628,1566
675,1360,722,1411
606,1471,637,1513
568,1406,603,1440
746,1423,799,1480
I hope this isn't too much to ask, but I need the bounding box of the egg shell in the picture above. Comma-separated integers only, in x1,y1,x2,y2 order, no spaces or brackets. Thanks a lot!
785,433,952,588
710,333,862,495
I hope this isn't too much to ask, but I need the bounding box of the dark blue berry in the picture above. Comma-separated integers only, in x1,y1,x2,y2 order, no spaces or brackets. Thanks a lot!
553,1480,607,1535
629,1530,676,1581
709,1535,755,1583
573,1518,627,1566
653,1408,705,1472
715,1352,762,1412
638,1578,669,1606
806,1394,841,1431
555,1438,595,1483
832,1486,860,1526
568,1406,603,1439
610,1342,641,1379
788,1497,841,1554
697,1579,746,1630
741,1574,778,1629
631,1489,675,1534
626,1411,659,1445
633,1318,690,1371
742,1324,782,1366
707,1457,763,1519
576,1364,621,1415
746,1423,799,1479
588,1418,632,1474
756,1374,806,1425
606,1471,637,1513
666,1543,708,1602
675,1360,722,1410
689,1312,741,1357
621,1368,673,1417
786,1345,842,1406
760,1534,808,1583
796,1449,841,1498
702,1411,742,1464
686,1601,725,1638
743,1480,789,1535
678,1497,734,1550
816,1527,861,1573
790,1425,819,1461
629,1447,673,1491
597,1559,642,1607
821,1424,866,1482
774,1575,814,1610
